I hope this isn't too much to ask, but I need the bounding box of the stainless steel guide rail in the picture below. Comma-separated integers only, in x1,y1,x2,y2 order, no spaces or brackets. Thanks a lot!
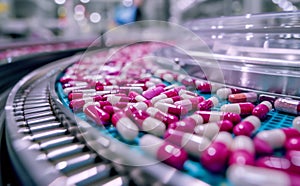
5,52,207,186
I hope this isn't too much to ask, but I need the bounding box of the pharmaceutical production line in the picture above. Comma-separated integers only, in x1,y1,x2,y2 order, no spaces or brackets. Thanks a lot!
2,11,300,186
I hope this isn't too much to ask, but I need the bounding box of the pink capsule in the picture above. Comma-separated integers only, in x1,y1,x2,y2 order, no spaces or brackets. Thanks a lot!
256,156,300,174
229,136,255,166
285,137,300,151
155,96,181,105
164,129,211,157
168,114,204,133
198,97,219,111
146,107,178,125
84,105,110,125
128,91,146,102
69,95,103,111
95,85,119,91
177,89,198,97
119,86,144,94
194,122,220,140
227,165,300,186
140,134,188,170
252,101,272,120
201,132,232,172
142,86,165,99
111,112,139,141
217,120,233,132
220,102,255,116
174,97,204,111
228,92,257,103
254,128,300,154
195,111,241,124
216,88,241,100
82,101,111,111
132,110,166,136
274,98,300,115
155,102,188,116
102,105,121,116
233,116,261,136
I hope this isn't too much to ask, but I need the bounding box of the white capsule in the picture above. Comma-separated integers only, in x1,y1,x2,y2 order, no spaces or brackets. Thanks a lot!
215,131,233,146
142,117,166,137
227,165,291,186
151,94,168,104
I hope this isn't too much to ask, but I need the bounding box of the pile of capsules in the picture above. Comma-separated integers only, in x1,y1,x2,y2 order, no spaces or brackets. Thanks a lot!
59,43,300,186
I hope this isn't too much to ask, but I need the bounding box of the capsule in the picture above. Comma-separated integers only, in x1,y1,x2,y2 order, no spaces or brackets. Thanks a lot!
217,120,234,132
227,165,300,186
124,100,152,116
228,92,257,103
233,116,261,136
68,90,117,100
293,116,300,132
220,102,255,116
111,112,139,141
196,81,222,93
216,88,241,100
194,122,220,140
140,134,188,170
200,132,233,172
155,96,181,105
132,110,166,136
150,87,184,104
252,101,272,120
128,91,146,102
168,114,204,133
82,101,111,112
174,97,204,111
254,128,300,154
95,85,119,91
176,74,194,86
63,85,89,95
229,136,255,166
285,137,300,151
177,89,198,97
106,95,132,105
84,105,110,125
146,107,178,125
256,156,300,174
155,102,188,116
102,105,121,116
164,129,211,157
274,98,300,115
286,150,300,163
259,94,277,106
142,86,165,99
69,95,103,111
195,111,241,124
198,97,219,111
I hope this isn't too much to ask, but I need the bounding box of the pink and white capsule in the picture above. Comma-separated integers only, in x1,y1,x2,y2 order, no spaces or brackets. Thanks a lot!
220,102,255,115
132,111,166,136
227,165,300,186
111,112,139,141
233,116,261,136
139,134,188,170
201,132,233,172
84,105,110,125
195,111,242,124
146,107,179,125
155,102,188,116
164,129,211,157
168,114,204,133
252,101,272,120
174,97,204,111
229,136,255,166
198,97,219,111
155,96,181,105
285,137,300,151
194,122,220,140
254,128,300,154
216,88,241,100
150,88,183,104
106,95,131,105
128,91,146,102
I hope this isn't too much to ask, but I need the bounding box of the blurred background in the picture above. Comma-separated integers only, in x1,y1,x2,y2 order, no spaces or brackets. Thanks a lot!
0,0,299,43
